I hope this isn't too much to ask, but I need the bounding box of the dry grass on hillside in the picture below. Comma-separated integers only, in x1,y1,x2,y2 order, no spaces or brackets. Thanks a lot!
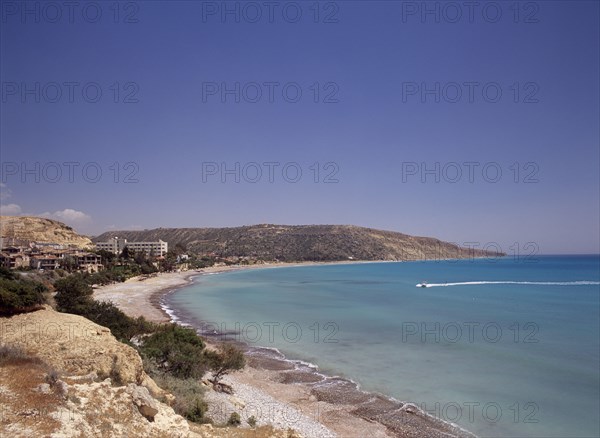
0,346,64,436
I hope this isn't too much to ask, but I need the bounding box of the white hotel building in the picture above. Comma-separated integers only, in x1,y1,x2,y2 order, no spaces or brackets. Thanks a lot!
96,237,168,257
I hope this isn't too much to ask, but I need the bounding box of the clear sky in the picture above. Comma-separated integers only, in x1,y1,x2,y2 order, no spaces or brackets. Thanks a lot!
1,0,598,254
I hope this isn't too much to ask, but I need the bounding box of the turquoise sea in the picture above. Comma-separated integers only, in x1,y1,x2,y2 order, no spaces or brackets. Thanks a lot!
166,255,600,437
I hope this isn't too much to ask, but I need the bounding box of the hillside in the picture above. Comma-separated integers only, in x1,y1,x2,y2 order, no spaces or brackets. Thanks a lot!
94,224,502,261
0,216,93,249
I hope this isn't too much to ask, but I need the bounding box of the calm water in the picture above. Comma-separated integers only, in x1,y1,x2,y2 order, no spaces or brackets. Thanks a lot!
167,256,600,437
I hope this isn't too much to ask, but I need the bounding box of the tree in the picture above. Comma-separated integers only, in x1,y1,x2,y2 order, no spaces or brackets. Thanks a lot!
159,251,178,272
96,250,116,267
141,324,208,379
54,274,94,313
133,251,158,275
120,246,133,260
205,343,245,388
60,255,78,273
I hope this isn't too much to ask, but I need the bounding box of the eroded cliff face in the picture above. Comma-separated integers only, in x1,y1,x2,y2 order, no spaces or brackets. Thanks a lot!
1,306,151,386
0,306,193,437
0,216,93,248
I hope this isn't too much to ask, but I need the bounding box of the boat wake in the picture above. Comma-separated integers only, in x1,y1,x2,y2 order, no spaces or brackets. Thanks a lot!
416,280,600,288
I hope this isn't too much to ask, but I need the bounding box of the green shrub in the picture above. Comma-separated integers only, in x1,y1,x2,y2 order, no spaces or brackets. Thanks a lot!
227,412,241,426
145,365,210,423
247,415,257,427
140,324,208,379
54,274,93,313
204,343,246,385
184,397,209,423
0,267,47,315
82,301,155,342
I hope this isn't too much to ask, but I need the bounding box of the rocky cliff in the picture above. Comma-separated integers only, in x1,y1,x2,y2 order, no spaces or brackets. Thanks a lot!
0,216,93,249
0,306,193,437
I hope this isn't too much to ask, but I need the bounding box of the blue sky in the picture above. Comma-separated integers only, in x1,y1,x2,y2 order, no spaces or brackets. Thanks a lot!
1,0,598,254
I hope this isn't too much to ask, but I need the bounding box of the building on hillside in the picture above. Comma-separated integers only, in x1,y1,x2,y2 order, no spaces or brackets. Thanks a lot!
34,242,66,250
75,252,103,273
0,252,30,269
30,255,60,270
2,246,23,255
96,237,168,257
95,237,122,254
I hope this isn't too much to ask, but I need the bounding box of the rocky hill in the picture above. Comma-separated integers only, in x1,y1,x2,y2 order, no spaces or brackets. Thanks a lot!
0,216,93,249
94,224,502,261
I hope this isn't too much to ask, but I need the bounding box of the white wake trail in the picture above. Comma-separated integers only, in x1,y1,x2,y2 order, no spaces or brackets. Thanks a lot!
416,281,600,288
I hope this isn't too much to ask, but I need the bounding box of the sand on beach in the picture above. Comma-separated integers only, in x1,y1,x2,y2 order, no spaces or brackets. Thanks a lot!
93,270,198,323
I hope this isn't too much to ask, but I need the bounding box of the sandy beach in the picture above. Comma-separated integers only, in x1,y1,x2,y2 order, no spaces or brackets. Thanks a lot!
94,265,474,438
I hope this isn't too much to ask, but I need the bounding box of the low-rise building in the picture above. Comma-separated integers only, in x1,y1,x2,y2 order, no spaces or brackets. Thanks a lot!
76,252,103,273
34,242,65,250
30,255,60,270
2,246,24,255
0,243,102,272
0,252,30,269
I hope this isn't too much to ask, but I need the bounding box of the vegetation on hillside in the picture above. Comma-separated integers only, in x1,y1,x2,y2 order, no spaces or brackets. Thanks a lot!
140,324,208,379
94,224,505,262
51,271,245,424
0,267,47,315
54,273,155,341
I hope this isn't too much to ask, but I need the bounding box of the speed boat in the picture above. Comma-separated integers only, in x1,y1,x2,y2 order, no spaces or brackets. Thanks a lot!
416,281,428,288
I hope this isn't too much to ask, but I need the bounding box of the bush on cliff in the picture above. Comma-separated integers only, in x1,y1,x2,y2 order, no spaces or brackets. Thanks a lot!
83,301,155,342
140,324,246,385
0,267,47,315
53,273,154,342
156,373,209,422
204,343,246,386
140,324,208,379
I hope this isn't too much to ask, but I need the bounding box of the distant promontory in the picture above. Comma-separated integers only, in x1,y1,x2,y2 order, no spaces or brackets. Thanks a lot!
93,224,503,262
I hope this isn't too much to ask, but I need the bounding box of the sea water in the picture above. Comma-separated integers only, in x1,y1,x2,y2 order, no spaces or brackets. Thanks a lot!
166,255,600,437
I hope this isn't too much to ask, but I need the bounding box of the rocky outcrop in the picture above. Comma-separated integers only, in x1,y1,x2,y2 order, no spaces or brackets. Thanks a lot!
128,384,160,420
0,215,93,248
0,306,150,388
0,306,194,437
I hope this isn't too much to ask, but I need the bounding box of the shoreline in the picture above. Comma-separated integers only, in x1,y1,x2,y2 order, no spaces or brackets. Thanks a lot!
94,262,476,438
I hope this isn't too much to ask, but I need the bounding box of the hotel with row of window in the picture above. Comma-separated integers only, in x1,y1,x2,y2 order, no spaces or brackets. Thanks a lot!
95,237,168,257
